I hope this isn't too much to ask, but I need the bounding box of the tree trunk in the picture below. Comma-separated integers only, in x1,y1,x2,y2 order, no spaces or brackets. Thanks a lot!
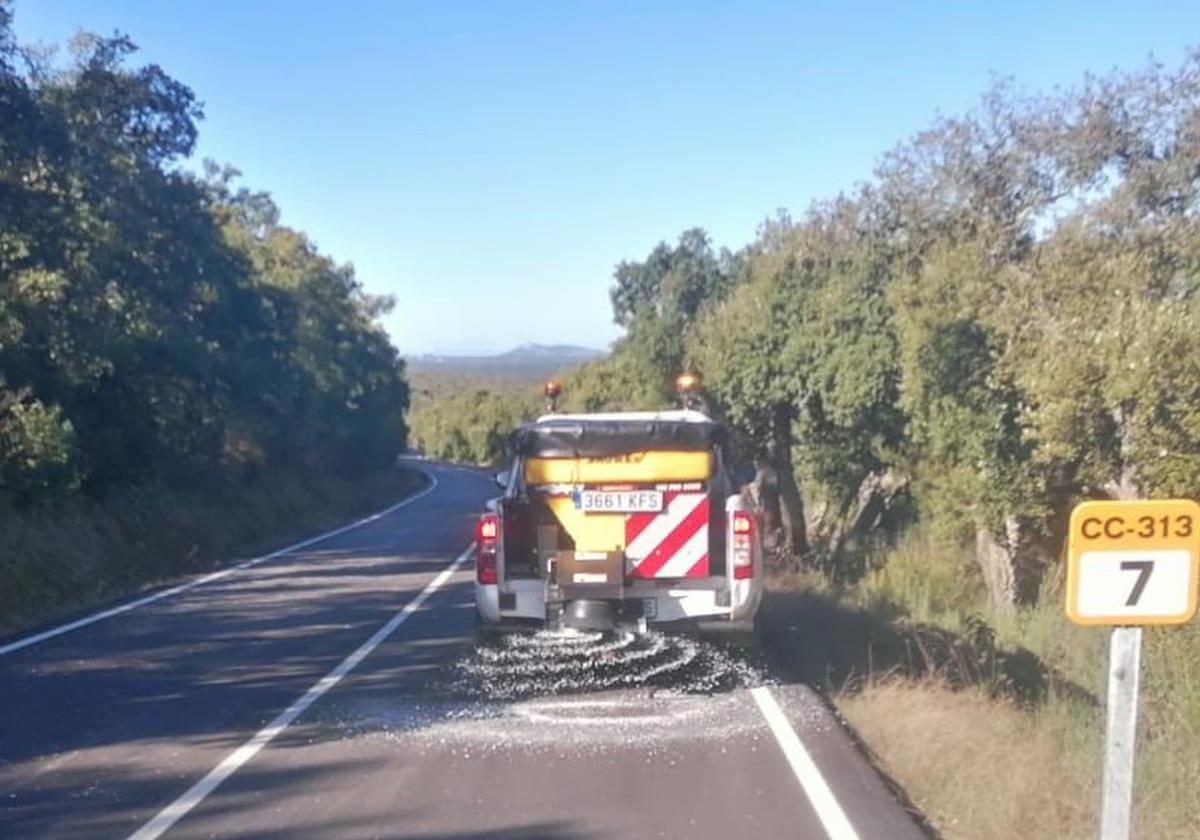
1105,402,1142,501
975,520,1018,611
749,459,782,549
826,469,906,559
769,403,809,557
975,515,1052,608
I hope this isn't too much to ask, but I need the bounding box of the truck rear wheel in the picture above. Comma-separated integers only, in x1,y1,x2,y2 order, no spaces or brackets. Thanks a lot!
474,610,504,648
700,618,760,651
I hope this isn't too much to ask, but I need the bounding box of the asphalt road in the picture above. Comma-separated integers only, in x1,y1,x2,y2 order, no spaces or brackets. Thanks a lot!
1,462,927,840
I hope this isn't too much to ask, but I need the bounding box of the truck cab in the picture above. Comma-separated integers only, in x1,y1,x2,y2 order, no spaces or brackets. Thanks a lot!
474,408,762,638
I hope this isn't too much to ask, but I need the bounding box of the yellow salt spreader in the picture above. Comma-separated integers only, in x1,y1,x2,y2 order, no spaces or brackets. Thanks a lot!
474,375,762,638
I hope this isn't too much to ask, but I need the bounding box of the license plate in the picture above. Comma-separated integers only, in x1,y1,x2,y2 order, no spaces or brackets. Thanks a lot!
576,490,663,513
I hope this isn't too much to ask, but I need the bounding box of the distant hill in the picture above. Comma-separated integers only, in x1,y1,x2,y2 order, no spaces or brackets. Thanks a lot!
496,343,605,362
406,343,605,392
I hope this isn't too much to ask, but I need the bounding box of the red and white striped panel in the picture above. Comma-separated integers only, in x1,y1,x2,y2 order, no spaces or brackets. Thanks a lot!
624,492,709,579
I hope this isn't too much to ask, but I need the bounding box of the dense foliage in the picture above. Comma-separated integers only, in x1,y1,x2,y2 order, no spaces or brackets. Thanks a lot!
0,12,408,504
409,386,538,465
372,46,1200,612
562,52,1200,606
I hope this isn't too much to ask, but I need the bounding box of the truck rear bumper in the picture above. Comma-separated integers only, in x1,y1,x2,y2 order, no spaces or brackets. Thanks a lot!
478,579,754,618
477,586,758,635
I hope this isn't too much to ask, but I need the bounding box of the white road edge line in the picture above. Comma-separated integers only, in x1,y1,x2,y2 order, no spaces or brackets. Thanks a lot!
750,686,861,840
0,469,440,657
127,543,474,840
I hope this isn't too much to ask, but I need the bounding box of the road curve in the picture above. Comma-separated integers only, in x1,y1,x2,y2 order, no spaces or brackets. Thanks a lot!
0,462,926,840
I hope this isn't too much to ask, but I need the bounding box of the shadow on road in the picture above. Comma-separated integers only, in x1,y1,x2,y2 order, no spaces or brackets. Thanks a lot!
2,754,387,840
0,544,480,838
394,824,597,840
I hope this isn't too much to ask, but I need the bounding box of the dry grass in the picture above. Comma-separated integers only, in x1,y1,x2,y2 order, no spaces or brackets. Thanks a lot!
841,680,1099,840
814,530,1200,840
1134,623,1200,839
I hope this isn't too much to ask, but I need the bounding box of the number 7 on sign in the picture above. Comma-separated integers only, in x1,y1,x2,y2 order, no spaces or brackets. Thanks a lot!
1120,560,1153,607
1067,499,1200,626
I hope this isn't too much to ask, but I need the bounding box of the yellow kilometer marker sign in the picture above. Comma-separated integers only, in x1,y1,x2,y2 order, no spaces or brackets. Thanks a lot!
1067,499,1200,840
1067,499,1200,626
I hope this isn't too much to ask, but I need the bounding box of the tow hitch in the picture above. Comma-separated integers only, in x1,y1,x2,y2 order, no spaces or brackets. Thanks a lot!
559,599,616,631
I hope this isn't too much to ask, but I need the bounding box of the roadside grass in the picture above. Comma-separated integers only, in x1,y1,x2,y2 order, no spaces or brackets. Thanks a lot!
0,466,427,635
763,529,1200,840
839,680,1099,840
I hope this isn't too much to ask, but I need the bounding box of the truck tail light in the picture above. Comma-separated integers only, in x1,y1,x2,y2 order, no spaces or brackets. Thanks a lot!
732,510,755,579
476,513,499,584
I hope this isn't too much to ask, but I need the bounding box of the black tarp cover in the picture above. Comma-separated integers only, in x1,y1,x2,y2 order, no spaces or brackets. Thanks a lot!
511,417,726,458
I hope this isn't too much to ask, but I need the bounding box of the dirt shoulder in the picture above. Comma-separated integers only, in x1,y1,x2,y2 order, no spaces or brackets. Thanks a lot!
756,581,1107,840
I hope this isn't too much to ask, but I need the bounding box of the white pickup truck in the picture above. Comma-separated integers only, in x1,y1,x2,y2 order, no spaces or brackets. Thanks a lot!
474,409,762,638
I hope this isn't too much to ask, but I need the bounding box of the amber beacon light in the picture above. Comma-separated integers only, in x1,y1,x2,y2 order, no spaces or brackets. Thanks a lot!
544,379,563,411
675,372,702,393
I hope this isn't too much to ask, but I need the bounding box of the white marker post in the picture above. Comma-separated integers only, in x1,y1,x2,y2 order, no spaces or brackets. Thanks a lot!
1067,500,1200,840
1100,626,1140,840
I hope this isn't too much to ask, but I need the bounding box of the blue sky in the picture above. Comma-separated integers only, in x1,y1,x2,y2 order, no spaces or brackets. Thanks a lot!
12,1,1198,354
